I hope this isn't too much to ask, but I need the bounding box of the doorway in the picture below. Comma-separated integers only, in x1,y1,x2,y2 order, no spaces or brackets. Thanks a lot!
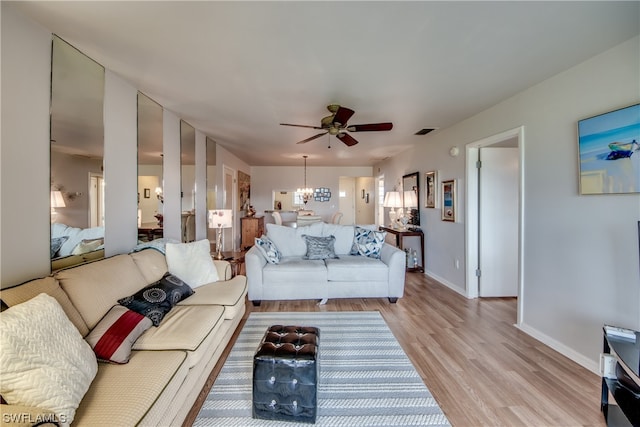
465,127,524,324
89,174,104,227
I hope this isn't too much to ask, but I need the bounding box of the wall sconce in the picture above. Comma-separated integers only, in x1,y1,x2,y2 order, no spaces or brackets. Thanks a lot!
361,189,365,199
155,187,164,203
51,184,82,201
449,146,460,157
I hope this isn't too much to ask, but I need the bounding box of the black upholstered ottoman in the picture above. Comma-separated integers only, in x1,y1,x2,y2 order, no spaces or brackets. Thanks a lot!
253,325,319,423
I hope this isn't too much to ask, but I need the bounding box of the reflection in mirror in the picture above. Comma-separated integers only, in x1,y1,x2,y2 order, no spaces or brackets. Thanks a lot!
50,35,105,270
272,190,304,211
402,172,420,226
137,93,163,242
206,137,217,242
181,121,196,242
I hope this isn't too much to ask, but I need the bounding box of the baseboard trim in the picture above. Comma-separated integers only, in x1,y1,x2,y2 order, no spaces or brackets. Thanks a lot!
516,322,599,375
424,270,468,298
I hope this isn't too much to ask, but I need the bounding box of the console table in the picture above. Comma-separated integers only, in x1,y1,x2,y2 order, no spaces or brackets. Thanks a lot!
380,226,424,273
601,326,640,426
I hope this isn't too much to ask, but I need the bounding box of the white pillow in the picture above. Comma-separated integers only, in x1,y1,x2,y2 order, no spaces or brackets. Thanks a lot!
165,239,219,288
0,293,98,426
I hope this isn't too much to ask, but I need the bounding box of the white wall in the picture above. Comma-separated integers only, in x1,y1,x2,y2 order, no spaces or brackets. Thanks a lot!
103,70,138,257
1,4,51,286
376,35,640,371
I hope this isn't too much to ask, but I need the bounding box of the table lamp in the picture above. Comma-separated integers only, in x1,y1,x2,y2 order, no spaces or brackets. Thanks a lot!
383,191,402,229
208,209,233,260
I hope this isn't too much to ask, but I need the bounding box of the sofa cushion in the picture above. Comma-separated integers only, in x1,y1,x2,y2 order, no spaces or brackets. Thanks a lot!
263,257,328,284
350,226,387,259
73,350,188,426
0,294,98,425
0,276,89,336
85,305,153,364
132,305,225,368
320,224,355,255
166,239,219,288
255,235,281,264
325,256,389,281
118,273,195,326
177,275,247,319
129,247,169,284
302,234,339,260
56,254,150,330
266,222,324,257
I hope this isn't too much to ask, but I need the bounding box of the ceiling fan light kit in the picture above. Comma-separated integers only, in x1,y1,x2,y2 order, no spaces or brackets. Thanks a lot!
281,104,393,147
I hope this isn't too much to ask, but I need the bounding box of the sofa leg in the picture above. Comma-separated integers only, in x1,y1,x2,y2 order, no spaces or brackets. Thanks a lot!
388,297,398,303
252,300,261,307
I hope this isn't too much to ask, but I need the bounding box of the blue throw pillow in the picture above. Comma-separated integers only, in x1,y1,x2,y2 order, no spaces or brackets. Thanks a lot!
302,234,339,260
118,272,194,326
350,226,386,259
50,236,69,258
255,235,281,264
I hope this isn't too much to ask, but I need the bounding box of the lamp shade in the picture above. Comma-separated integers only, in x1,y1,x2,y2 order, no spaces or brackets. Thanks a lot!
50,191,66,208
403,190,418,208
383,191,402,209
208,209,233,229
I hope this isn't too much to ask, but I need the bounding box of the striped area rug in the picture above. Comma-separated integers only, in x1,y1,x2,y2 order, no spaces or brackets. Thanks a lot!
194,311,450,426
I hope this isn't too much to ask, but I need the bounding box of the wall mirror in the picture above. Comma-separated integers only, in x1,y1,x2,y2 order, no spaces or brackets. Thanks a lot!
50,35,105,270
137,92,163,242
272,190,304,211
180,121,196,242
402,172,420,226
206,137,217,242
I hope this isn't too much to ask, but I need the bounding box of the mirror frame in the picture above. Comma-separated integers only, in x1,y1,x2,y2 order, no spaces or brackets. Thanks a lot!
402,172,420,226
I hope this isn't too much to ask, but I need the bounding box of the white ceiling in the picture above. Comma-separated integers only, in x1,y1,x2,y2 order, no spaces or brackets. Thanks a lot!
13,1,640,167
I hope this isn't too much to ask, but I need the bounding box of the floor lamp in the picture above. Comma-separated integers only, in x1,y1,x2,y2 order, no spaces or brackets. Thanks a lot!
208,209,233,260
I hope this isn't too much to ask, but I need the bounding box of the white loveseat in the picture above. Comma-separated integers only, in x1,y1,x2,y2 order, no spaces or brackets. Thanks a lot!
246,223,406,305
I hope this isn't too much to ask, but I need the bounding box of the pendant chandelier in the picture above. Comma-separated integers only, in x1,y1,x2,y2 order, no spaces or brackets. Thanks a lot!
297,155,313,205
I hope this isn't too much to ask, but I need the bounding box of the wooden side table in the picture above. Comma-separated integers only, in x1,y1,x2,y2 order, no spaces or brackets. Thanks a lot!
221,251,246,277
380,226,425,273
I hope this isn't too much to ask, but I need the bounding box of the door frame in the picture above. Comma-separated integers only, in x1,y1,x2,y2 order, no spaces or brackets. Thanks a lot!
465,126,525,325
222,164,236,251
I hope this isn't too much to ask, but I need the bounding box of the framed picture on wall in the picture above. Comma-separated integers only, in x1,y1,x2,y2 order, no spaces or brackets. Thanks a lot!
425,171,438,208
238,171,251,211
577,103,640,195
441,179,456,222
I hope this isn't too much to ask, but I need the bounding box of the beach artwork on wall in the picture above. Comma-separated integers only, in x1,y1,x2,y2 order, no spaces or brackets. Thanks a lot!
578,103,640,194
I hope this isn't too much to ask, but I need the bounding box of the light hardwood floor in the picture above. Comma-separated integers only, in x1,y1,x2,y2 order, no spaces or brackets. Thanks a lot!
184,272,607,426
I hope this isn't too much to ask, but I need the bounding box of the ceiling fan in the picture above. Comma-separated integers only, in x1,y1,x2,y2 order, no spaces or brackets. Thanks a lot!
280,104,393,147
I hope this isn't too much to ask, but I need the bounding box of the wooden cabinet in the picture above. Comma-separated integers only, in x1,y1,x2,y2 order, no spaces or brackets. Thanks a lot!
241,216,264,249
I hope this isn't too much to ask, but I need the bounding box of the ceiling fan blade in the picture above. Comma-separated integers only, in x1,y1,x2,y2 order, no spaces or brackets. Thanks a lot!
347,122,393,132
332,106,355,126
280,123,324,129
336,132,359,146
296,132,327,144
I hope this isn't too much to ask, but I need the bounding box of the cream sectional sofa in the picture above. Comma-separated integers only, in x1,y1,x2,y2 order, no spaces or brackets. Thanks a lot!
1,248,247,426
246,223,406,305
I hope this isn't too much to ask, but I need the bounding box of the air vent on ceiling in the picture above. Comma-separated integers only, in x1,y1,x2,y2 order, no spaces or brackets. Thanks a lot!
415,128,437,136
